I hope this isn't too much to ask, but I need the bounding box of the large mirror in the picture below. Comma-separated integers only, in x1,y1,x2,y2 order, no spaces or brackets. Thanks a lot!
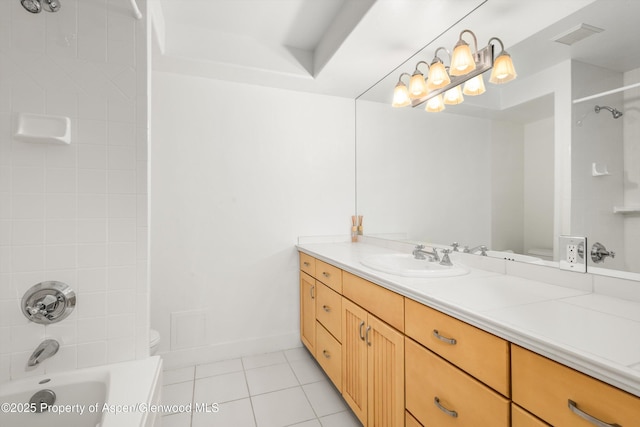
355,0,640,276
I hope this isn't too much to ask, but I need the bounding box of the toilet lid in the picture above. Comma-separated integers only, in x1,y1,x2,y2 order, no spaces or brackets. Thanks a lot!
149,329,160,346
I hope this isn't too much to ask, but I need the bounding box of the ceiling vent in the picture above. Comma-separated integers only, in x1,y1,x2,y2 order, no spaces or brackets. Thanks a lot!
553,23,604,46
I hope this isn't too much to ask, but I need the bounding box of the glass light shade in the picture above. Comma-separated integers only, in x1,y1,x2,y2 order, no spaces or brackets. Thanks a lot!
489,52,517,84
450,41,476,76
463,74,486,96
443,86,464,105
409,72,428,99
425,94,445,113
426,61,450,91
392,82,411,107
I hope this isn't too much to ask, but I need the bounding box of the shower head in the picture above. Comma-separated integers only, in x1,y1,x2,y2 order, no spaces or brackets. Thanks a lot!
20,0,61,13
595,105,623,119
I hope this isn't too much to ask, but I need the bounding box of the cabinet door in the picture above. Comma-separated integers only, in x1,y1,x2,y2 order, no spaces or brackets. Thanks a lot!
367,314,404,427
300,272,316,354
342,298,368,426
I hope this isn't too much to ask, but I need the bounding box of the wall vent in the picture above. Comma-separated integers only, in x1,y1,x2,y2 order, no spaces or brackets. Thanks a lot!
553,23,604,46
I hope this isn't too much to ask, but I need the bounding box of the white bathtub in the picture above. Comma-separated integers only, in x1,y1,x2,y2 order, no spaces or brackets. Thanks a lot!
0,356,163,427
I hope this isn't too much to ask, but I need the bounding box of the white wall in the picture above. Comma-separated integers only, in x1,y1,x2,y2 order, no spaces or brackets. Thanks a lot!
0,1,149,382
356,100,492,247
524,116,554,255
151,72,354,367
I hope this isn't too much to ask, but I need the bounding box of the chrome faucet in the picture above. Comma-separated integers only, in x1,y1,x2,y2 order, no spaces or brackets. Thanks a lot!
413,245,440,262
463,245,488,256
28,339,59,367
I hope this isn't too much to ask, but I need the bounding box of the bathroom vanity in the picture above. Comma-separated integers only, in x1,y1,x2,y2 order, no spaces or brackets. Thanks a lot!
298,240,640,427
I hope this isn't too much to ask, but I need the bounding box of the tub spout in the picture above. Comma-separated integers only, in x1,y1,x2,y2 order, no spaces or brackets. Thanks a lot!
28,339,59,366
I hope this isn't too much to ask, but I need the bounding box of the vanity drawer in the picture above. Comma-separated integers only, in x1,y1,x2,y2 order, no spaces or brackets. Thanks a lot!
299,252,316,277
315,321,342,392
316,282,342,341
405,298,509,396
405,337,510,427
512,404,551,427
343,271,404,332
512,344,640,427
315,260,342,292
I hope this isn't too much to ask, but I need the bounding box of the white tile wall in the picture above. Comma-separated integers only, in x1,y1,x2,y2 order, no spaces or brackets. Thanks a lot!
0,0,148,382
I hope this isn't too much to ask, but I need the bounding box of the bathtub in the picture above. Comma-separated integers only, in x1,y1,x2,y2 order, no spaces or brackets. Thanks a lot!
0,356,163,427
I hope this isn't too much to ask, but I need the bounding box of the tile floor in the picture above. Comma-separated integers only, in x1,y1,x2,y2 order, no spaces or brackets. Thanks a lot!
160,347,362,427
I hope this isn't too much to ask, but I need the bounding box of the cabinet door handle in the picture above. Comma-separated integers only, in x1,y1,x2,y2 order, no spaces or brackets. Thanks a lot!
322,305,331,313
322,350,331,359
310,285,315,299
365,325,372,346
303,261,310,267
434,397,458,418
568,400,621,427
322,272,330,278
359,321,365,341
433,329,457,345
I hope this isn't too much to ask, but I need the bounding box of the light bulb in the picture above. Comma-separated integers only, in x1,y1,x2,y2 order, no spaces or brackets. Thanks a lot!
409,72,428,99
444,86,464,105
450,40,476,76
425,94,445,113
392,81,411,108
427,61,451,91
490,52,517,84
463,74,486,96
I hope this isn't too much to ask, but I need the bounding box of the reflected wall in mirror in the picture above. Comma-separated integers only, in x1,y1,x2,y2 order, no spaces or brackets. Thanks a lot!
355,0,640,276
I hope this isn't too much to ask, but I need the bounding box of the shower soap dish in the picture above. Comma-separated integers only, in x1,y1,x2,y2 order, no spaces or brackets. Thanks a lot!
14,112,71,145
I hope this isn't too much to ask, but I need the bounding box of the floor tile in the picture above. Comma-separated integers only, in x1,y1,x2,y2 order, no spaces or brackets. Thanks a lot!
192,398,256,427
164,366,195,385
251,387,316,427
289,356,326,385
162,412,192,427
194,371,249,404
284,346,312,362
245,362,299,395
319,410,363,427
303,380,347,417
290,420,322,427
162,381,194,415
196,358,243,379
242,351,287,370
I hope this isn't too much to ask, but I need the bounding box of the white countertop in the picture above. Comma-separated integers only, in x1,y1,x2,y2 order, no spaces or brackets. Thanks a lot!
297,240,640,397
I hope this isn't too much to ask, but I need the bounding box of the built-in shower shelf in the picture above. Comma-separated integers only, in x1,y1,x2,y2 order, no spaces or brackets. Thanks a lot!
613,206,640,214
13,113,71,145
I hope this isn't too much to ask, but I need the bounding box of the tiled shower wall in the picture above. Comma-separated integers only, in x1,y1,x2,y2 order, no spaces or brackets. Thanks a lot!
0,0,148,381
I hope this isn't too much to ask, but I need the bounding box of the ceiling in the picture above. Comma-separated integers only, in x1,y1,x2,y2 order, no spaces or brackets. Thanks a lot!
150,0,599,100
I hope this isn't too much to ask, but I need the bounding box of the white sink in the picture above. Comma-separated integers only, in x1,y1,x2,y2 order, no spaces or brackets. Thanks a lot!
361,254,469,278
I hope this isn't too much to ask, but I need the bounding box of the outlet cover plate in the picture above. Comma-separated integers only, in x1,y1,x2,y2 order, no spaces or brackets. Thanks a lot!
559,236,587,273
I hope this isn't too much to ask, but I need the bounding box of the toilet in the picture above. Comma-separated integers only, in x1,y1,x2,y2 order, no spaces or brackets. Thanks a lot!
149,329,161,355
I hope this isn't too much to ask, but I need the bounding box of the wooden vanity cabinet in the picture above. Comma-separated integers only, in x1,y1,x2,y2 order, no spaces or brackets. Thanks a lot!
342,297,404,427
300,271,316,354
512,344,640,426
512,404,551,427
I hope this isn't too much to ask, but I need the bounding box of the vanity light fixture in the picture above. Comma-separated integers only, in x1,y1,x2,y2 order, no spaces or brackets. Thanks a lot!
427,48,451,91
488,37,517,84
450,30,477,76
409,62,429,99
390,29,517,112
392,73,412,108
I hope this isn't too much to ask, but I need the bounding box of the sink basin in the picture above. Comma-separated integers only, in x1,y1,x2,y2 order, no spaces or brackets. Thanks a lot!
361,254,469,278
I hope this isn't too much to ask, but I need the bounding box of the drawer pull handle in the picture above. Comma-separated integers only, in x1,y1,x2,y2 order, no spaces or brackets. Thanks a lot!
433,329,457,345
568,400,621,427
322,272,330,278
359,321,365,341
365,325,372,346
322,305,331,313
303,261,310,267
322,350,331,359
434,397,458,418
310,285,315,300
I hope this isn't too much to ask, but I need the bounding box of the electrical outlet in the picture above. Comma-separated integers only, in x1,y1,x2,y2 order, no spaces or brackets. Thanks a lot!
559,236,587,273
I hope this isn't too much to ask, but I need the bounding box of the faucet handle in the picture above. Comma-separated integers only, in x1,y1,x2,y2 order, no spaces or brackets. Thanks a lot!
479,245,488,256
450,242,460,252
440,249,453,266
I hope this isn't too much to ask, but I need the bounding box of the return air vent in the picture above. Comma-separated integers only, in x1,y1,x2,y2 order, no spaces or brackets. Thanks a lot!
553,23,604,46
